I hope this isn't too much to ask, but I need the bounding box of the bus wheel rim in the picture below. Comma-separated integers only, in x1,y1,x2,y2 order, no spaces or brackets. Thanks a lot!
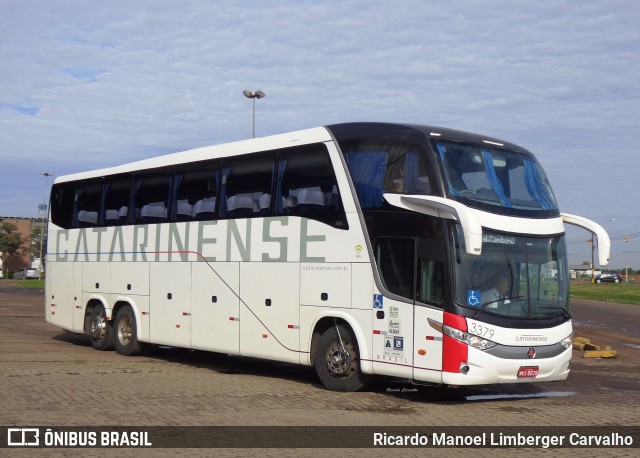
90,315,105,339
118,317,132,345
326,343,354,376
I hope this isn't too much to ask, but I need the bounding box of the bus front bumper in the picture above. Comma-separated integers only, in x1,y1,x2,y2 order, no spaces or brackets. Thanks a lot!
441,346,572,386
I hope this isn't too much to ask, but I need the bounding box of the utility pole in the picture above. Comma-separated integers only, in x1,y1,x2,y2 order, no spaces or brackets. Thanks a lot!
589,237,595,283
39,172,53,273
624,236,630,282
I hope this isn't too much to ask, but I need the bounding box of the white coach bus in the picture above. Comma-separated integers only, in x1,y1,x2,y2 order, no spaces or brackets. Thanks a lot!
45,122,610,391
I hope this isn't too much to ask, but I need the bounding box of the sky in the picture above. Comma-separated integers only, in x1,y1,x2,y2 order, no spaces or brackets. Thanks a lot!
1,0,639,269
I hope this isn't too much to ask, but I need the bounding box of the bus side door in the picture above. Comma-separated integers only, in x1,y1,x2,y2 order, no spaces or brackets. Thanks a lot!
412,238,445,383
370,237,415,379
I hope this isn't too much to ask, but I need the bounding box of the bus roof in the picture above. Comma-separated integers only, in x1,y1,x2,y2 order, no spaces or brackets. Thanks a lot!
54,122,531,184
326,122,530,154
53,126,333,184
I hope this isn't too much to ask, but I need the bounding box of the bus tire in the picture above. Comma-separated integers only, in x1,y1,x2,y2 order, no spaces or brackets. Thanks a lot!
113,305,143,356
87,305,114,351
315,324,369,392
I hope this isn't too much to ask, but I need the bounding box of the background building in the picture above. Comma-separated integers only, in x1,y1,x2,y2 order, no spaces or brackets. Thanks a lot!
0,217,34,277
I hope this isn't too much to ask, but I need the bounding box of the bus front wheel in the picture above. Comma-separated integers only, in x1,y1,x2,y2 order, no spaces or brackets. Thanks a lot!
315,324,369,392
113,306,143,356
87,305,114,351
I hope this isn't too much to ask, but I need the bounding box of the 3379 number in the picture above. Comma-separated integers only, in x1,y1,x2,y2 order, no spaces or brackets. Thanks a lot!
468,322,495,339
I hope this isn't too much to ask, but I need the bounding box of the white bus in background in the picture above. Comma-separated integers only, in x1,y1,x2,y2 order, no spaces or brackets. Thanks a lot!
45,122,610,391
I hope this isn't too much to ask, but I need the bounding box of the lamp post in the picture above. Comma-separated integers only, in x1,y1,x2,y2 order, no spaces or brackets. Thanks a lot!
624,236,630,282
589,237,595,283
242,90,265,138
39,172,53,273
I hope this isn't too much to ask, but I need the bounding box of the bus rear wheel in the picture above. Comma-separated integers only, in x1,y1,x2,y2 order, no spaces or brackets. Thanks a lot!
315,324,369,392
113,306,143,356
87,305,113,351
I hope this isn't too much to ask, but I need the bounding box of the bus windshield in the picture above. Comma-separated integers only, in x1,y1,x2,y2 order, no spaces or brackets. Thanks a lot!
434,141,558,212
453,226,569,319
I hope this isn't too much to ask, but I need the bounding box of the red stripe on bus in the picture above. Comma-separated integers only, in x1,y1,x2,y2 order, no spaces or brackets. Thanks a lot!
442,312,468,373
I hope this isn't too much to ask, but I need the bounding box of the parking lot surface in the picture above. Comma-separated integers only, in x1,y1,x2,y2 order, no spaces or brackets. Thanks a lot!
1,280,638,456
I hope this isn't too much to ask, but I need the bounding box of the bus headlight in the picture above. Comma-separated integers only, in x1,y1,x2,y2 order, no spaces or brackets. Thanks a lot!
442,324,497,351
560,334,573,349
467,335,496,351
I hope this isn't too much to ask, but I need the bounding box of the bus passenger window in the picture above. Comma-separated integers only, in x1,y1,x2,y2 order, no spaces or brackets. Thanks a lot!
73,181,102,228
221,153,274,218
132,173,171,224
341,139,433,209
173,164,219,221
103,175,131,225
276,144,347,229
50,183,75,229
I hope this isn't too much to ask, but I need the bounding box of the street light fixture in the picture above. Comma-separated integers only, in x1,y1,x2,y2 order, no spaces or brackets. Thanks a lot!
39,172,53,274
243,90,265,138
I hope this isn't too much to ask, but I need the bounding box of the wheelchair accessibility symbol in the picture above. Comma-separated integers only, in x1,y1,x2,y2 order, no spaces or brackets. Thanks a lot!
467,290,481,307
373,294,384,309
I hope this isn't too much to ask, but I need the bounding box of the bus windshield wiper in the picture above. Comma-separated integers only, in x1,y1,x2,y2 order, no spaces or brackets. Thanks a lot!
536,306,571,320
472,296,524,319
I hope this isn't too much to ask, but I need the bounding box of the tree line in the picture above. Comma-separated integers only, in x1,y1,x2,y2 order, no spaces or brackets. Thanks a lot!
0,220,46,278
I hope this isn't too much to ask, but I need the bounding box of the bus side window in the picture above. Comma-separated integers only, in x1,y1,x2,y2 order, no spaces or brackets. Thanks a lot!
417,238,446,307
342,139,433,209
418,259,445,306
276,144,348,229
173,162,219,221
374,237,415,300
103,174,131,226
73,180,102,228
132,173,171,224
50,183,75,229
220,153,275,219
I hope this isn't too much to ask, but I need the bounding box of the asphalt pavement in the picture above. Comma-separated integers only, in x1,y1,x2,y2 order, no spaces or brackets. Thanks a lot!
0,281,638,456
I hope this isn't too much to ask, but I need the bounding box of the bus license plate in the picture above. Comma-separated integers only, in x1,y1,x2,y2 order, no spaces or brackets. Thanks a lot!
517,366,539,378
